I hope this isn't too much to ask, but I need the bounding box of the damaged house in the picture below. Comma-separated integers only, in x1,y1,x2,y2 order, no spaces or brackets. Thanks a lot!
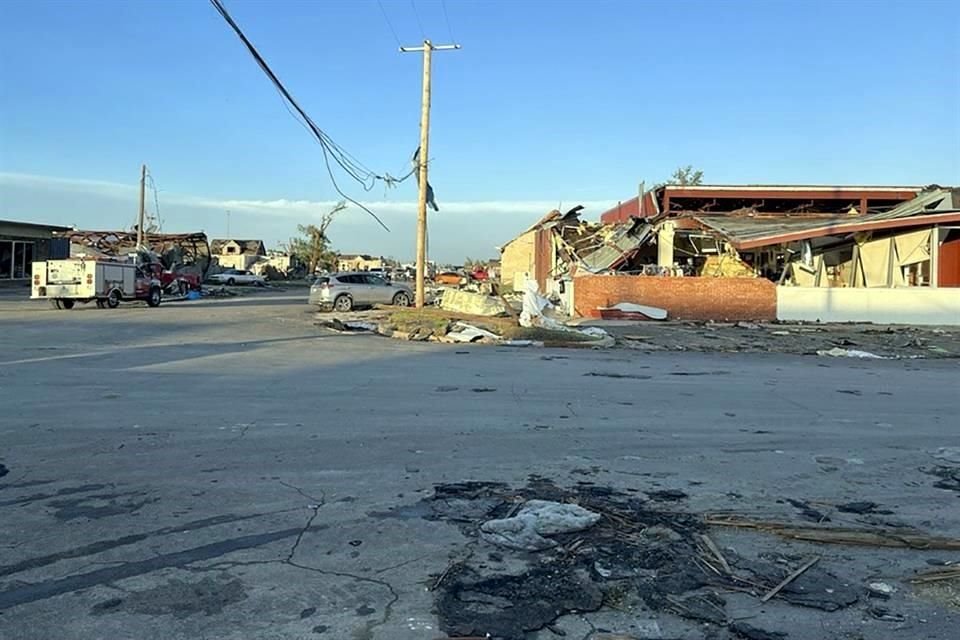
501,185,960,324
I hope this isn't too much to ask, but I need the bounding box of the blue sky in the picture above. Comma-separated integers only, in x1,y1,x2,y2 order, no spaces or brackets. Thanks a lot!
1,0,957,262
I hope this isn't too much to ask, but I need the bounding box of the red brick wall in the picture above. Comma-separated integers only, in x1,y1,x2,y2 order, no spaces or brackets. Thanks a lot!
574,275,776,321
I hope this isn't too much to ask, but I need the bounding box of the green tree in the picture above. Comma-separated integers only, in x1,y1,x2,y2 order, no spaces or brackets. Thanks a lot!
284,201,347,274
668,165,704,186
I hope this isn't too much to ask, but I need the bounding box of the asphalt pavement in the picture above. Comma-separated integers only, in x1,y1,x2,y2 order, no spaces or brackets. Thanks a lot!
1,291,958,639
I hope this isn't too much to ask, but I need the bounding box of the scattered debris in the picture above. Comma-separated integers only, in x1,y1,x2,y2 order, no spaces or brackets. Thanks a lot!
402,478,872,639
761,556,820,602
922,465,960,493
583,372,653,380
596,302,667,321
786,498,830,523
931,447,960,464
908,566,960,584
816,347,886,359
480,500,601,551
837,501,892,515
315,319,377,333
646,489,688,502
729,621,787,640
0,464,7,478
445,322,501,343
705,515,960,550
867,606,906,622
867,581,897,598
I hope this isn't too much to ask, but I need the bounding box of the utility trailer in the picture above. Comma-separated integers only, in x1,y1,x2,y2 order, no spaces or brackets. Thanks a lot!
31,259,162,309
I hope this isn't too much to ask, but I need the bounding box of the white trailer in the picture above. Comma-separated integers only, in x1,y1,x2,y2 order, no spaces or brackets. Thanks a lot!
31,259,162,309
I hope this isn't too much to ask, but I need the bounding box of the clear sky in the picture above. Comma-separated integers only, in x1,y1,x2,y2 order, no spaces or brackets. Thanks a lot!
1,0,957,262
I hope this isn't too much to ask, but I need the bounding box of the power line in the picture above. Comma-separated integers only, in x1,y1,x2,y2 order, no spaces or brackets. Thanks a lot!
208,0,399,231
410,0,426,40
440,0,456,42
376,0,402,48
145,169,163,231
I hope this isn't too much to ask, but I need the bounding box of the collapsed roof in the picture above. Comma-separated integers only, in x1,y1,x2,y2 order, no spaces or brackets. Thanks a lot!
62,230,213,276
689,187,960,250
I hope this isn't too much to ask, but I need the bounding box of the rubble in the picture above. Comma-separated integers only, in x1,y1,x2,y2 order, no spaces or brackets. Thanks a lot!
387,477,931,639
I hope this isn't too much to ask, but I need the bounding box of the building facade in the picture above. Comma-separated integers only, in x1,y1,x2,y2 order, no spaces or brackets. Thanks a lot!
0,219,71,281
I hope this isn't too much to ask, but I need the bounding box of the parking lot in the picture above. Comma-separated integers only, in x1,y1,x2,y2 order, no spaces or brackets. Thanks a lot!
1,290,958,639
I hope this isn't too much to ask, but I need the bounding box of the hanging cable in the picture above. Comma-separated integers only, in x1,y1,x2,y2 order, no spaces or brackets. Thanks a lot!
410,0,426,40
145,169,163,232
377,0,402,48
209,0,402,231
441,0,456,42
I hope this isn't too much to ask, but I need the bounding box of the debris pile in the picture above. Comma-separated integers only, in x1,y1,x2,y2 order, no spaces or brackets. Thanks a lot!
412,478,869,640
63,230,212,278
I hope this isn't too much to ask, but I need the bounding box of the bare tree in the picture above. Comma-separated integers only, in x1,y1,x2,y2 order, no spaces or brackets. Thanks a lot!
285,201,347,274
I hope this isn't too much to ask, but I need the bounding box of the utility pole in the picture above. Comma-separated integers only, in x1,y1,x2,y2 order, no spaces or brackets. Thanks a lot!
400,39,460,308
136,164,146,249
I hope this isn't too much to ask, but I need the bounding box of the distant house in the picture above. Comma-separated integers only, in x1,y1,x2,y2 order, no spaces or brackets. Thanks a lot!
337,254,384,272
210,239,266,271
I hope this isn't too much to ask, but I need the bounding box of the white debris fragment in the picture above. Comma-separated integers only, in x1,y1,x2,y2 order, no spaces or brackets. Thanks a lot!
480,500,601,551
445,322,501,343
816,347,886,359
931,447,960,464
868,582,896,596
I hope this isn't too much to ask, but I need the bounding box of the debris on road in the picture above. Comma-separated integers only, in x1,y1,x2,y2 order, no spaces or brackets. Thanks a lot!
444,322,501,344
816,347,886,359
596,302,667,321
480,500,601,551
931,447,960,464
394,477,902,639
704,515,960,550
315,319,378,333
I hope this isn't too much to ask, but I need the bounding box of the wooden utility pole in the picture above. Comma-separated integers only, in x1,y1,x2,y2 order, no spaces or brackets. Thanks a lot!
136,164,147,249
400,39,460,308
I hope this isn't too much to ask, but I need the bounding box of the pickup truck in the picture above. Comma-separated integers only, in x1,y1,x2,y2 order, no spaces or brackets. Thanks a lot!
32,259,163,309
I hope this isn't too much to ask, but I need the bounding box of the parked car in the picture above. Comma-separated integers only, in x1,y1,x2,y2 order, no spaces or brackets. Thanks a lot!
309,272,413,311
434,271,465,286
208,269,266,286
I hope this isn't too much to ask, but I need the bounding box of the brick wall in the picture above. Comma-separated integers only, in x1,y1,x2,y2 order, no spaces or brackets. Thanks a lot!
574,275,777,321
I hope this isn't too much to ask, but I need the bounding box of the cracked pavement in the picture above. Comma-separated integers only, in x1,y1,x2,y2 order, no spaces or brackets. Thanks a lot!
0,291,958,639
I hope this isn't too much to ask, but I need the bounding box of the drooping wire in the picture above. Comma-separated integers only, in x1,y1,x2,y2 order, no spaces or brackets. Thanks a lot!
440,0,456,42
208,0,399,231
377,0,402,48
410,0,426,41
145,169,163,232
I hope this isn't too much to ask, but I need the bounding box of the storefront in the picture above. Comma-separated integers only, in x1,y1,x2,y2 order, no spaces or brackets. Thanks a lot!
0,220,72,280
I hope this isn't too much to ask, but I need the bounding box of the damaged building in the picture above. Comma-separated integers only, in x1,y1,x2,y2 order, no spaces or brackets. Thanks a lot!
63,230,213,278
500,185,960,324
